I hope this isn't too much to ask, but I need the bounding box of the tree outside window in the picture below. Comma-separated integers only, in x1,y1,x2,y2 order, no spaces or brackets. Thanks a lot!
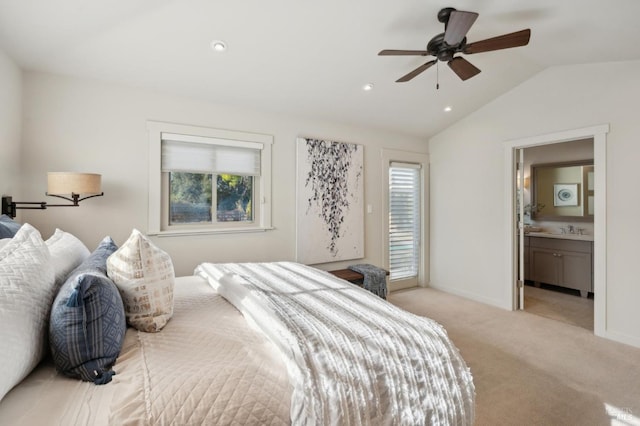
169,172,253,224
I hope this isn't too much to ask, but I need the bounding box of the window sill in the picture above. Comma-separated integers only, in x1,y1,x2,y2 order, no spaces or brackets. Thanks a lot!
149,226,275,237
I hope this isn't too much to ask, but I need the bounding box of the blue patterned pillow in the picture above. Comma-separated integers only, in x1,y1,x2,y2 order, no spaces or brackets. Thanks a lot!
0,215,21,238
49,236,126,385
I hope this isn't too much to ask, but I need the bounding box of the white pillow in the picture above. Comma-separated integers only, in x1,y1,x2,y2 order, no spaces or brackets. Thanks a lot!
106,229,174,332
46,228,91,288
0,224,54,401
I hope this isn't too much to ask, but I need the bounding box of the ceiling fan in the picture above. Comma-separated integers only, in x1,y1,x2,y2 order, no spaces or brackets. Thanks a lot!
379,7,531,83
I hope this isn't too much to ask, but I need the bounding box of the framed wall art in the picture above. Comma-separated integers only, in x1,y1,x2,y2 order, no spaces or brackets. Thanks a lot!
296,137,364,264
553,183,579,206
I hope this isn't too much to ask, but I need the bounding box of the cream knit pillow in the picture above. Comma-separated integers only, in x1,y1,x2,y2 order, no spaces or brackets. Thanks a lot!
106,229,174,332
46,228,91,289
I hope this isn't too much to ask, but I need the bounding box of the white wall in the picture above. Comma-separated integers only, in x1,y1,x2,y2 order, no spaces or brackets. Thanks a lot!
20,71,427,276
429,60,640,348
0,48,21,199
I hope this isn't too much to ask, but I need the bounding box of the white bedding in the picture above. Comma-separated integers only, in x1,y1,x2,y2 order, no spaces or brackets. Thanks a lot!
195,262,475,425
0,276,291,425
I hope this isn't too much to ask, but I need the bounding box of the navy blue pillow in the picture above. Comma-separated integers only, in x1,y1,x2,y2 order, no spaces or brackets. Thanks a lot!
49,236,126,385
0,215,21,238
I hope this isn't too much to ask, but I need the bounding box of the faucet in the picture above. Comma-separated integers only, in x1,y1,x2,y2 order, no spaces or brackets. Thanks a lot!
567,225,575,234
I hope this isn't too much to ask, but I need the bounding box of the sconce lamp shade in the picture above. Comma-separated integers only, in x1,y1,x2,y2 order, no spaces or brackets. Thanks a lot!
47,172,102,195
1,172,104,218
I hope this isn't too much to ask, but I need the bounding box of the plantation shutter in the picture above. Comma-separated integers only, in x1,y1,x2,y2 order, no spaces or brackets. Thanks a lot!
161,133,262,176
389,162,421,280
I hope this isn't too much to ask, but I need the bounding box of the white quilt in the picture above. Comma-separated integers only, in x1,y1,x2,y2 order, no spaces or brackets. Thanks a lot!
0,276,291,425
195,262,475,425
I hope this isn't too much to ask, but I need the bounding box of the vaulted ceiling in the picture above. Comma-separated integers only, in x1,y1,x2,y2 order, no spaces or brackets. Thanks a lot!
1,0,639,139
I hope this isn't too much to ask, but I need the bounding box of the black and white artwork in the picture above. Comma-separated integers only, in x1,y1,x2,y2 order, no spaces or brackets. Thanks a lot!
296,137,364,264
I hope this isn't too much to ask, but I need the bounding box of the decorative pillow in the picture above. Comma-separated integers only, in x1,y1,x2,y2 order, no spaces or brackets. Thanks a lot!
107,229,175,332
0,224,55,401
46,228,91,289
0,214,21,238
49,236,126,385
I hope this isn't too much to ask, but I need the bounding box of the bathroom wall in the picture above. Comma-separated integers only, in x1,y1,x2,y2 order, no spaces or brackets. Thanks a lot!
523,138,594,234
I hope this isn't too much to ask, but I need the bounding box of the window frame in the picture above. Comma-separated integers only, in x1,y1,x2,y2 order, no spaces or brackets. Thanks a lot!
148,121,272,236
388,162,422,281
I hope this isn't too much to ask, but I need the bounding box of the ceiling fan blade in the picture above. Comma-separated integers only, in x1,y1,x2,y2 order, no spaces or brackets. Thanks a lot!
396,60,437,82
444,10,479,46
448,57,481,81
379,49,432,56
464,29,531,54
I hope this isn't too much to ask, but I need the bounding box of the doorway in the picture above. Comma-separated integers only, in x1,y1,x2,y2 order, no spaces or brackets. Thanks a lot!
504,124,608,337
517,139,595,330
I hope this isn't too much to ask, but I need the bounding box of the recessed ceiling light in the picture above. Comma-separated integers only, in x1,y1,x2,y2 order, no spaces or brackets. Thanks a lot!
210,40,227,52
444,106,452,112
363,83,374,91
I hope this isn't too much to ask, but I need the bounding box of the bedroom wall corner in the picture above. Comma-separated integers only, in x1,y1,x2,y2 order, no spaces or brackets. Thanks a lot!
0,47,22,203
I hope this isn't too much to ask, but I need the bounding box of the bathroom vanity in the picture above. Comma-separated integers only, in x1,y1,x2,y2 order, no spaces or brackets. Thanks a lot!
525,232,593,297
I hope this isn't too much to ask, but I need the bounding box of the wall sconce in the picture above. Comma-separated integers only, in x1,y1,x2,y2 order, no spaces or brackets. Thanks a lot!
516,176,530,190
1,172,103,218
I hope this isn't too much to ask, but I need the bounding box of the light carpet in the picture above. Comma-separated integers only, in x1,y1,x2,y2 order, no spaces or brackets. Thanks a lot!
388,287,640,426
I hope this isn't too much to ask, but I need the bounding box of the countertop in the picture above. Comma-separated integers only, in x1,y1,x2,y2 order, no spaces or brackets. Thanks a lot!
526,231,594,241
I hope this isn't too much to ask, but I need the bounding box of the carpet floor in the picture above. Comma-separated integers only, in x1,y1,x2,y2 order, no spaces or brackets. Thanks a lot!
388,287,640,426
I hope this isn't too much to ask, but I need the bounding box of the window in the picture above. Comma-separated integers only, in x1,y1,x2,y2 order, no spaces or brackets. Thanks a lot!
388,162,421,281
148,122,272,235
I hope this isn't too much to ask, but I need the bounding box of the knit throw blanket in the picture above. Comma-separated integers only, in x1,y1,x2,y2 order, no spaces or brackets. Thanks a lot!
348,263,387,299
194,262,475,425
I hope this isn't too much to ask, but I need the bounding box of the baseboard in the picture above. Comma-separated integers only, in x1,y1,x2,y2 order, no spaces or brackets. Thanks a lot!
598,329,640,350
427,282,511,310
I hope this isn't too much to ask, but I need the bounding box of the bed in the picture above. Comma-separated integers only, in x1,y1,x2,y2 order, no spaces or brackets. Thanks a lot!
0,220,474,425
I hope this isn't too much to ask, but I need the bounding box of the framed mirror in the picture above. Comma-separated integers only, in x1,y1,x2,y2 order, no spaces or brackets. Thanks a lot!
530,160,594,221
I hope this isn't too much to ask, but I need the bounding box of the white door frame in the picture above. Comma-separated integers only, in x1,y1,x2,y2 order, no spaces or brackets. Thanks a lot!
503,124,608,337
381,148,429,291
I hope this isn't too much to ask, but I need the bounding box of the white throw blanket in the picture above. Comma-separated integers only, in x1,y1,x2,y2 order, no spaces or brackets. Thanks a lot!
195,262,475,425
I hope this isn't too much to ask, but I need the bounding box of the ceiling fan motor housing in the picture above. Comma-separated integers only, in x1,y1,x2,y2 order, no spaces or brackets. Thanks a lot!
437,7,456,24
427,33,465,62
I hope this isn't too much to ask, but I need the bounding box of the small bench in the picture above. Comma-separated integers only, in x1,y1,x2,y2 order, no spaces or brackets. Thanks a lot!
328,268,390,286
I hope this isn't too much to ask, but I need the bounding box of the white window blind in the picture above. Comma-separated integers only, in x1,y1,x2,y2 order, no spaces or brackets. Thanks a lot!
389,163,421,280
161,135,262,176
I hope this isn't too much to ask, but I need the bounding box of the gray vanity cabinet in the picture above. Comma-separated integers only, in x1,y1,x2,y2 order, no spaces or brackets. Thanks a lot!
529,237,593,297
